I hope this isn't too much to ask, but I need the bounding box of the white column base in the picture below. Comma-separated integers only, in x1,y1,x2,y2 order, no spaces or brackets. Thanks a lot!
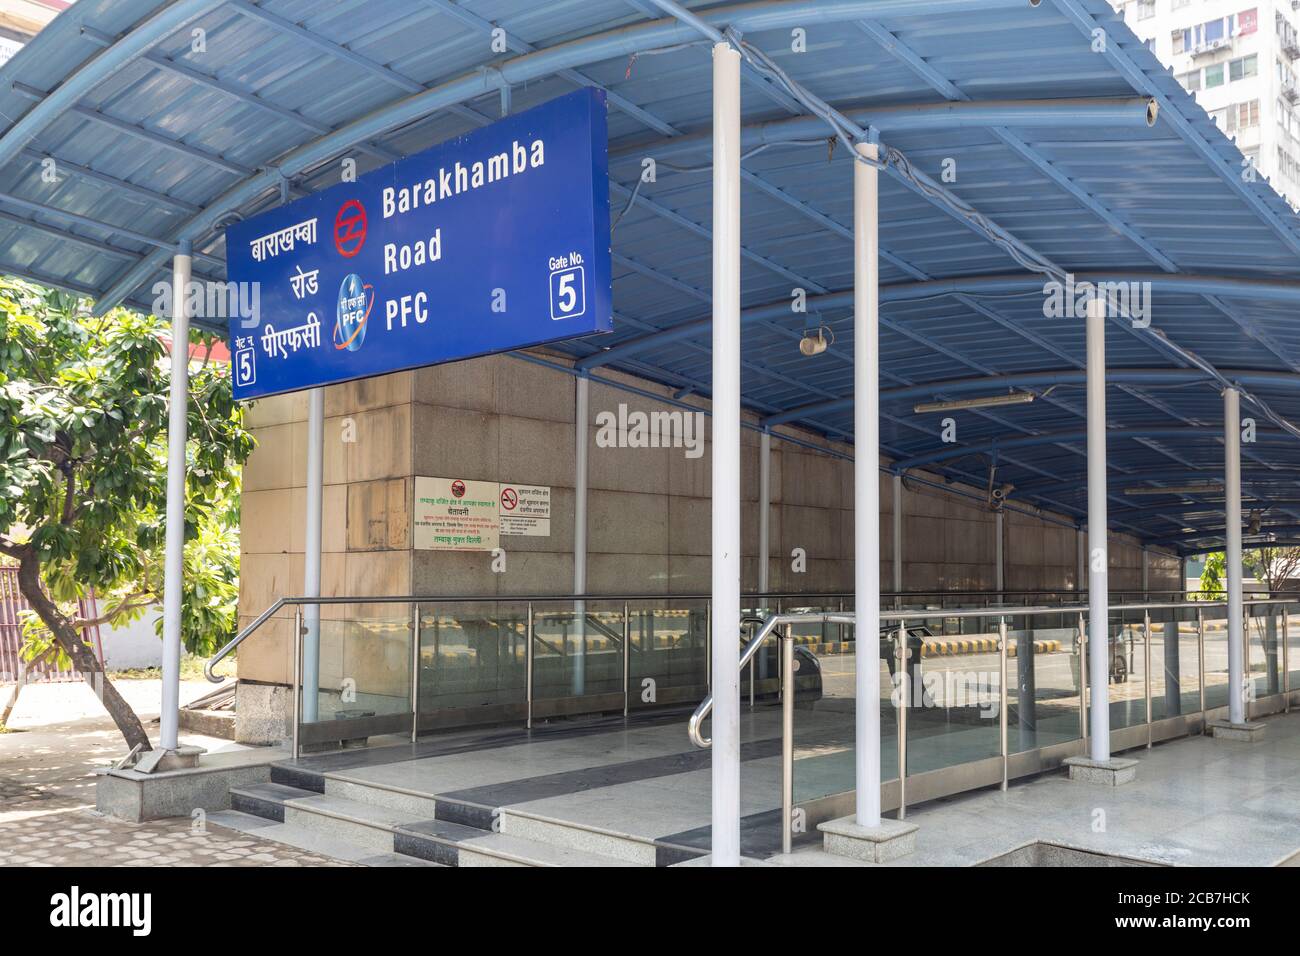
1063,755,1138,786
819,815,918,863
1208,719,1267,742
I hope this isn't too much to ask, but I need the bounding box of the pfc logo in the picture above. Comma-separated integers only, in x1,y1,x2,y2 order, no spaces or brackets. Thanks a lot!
334,199,367,258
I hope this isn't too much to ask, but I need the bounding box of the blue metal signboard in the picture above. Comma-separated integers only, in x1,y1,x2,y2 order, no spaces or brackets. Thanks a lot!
226,89,612,400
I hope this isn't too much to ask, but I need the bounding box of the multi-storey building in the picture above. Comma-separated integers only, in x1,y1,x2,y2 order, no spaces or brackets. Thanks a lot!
1114,0,1300,209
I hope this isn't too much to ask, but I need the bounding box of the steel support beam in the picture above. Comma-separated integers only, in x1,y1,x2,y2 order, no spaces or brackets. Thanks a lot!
586,273,1300,375
574,375,590,696
709,40,742,867
301,388,323,723
159,242,193,753
1225,387,1246,725
854,141,882,828
0,0,223,171
1085,294,1110,761
614,96,1156,161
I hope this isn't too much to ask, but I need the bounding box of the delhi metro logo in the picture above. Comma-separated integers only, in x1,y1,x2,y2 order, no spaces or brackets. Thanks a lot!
334,199,367,258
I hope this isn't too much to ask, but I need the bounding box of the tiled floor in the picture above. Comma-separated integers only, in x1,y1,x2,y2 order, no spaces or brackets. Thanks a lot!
281,704,1300,866
772,710,1300,867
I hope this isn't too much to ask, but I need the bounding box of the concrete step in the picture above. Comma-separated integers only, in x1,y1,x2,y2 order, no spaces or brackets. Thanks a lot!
208,809,442,866
499,807,666,866
280,793,428,854
452,830,642,867
324,775,441,818
229,781,320,822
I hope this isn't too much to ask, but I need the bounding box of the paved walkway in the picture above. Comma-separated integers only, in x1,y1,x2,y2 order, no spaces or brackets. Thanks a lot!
0,678,349,867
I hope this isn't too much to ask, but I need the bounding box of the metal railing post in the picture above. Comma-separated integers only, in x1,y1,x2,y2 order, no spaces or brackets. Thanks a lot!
411,603,421,744
292,608,302,760
1144,609,1152,748
1077,611,1088,750
999,615,1008,791
781,629,794,855
1284,607,1291,712
1197,607,1206,723
896,619,907,821
526,601,534,730
623,601,630,718
1244,602,1252,720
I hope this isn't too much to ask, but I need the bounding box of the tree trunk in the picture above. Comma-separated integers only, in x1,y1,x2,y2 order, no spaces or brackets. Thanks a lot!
15,557,153,752
0,646,51,728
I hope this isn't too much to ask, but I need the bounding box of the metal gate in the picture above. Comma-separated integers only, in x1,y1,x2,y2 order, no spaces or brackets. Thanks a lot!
0,567,103,683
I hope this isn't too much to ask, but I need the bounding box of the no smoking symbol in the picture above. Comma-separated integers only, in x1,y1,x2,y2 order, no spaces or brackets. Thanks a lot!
501,488,518,511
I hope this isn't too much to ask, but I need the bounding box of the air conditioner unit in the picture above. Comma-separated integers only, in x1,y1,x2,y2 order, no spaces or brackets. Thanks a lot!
1209,37,1229,51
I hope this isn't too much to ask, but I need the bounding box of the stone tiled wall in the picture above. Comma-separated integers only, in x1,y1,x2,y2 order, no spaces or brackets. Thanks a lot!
235,353,1180,696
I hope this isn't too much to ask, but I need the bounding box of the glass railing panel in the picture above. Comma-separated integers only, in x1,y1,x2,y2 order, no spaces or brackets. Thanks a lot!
1108,607,1147,730
628,600,707,710
1246,603,1285,702
1288,603,1300,693
1009,609,1083,753
533,601,627,701
902,613,1001,775
1150,605,1200,721
1201,605,1230,710
417,600,528,711
308,604,412,725
791,630,895,807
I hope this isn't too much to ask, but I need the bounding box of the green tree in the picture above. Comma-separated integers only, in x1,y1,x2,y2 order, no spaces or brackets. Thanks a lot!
1199,552,1226,599
0,279,253,750
1198,546,1300,599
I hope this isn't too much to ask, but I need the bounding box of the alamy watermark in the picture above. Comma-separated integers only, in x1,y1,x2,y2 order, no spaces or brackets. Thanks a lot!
1042,273,1152,328
151,279,261,327
594,403,704,459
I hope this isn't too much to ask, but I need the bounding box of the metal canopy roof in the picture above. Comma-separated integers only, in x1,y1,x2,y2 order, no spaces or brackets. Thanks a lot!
3,0,1300,553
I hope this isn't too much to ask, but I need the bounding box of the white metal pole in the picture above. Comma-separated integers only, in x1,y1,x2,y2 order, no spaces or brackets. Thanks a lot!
759,430,771,601
1141,547,1149,599
995,510,1004,604
159,242,192,753
1085,293,1111,761
892,474,902,606
1077,527,1086,593
1225,386,1245,725
854,140,882,828
574,374,589,697
302,387,323,723
710,40,742,867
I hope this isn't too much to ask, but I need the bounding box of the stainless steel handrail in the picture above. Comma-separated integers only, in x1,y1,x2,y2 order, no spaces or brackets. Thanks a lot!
205,596,286,681
207,591,1290,683
682,596,1300,853
688,612,855,748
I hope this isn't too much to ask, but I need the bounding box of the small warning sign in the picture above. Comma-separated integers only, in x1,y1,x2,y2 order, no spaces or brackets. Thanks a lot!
413,477,551,549
500,484,551,537
413,476,500,551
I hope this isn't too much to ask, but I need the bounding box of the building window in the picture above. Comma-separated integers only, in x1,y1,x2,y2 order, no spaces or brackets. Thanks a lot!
1225,100,1260,131
1205,63,1226,88
1179,69,1202,91
1136,0,1156,20
1172,0,1191,8
1229,54,1258,81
